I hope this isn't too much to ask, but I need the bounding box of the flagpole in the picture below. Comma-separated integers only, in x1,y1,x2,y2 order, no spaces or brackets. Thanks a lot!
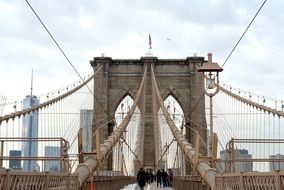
146,33,153,57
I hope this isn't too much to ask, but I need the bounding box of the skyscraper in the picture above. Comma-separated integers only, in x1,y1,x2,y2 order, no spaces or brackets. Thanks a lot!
219,149,253,173
44,146,60,172
22,95,39,171
269,154,284,171
80,109,93,153
9,150,22,170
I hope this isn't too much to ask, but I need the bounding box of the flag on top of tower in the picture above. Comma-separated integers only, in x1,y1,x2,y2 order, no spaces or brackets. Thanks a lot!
149,33,152,49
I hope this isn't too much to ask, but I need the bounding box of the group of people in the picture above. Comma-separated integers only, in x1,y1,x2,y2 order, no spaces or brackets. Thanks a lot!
136,167,173,189
155,168,173,188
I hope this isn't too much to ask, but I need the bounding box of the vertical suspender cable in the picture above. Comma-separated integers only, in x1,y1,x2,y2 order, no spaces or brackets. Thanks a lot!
273,113,275,155
12,119,15,150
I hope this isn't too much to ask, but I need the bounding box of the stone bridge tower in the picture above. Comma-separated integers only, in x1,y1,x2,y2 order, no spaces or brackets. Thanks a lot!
90,55,207,171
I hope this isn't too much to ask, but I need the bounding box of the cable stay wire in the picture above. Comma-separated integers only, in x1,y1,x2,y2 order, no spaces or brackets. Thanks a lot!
24,0,109,115
190,0,267,116
220,0,267,69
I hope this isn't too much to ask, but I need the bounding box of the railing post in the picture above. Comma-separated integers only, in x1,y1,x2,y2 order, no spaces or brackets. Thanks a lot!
4,169,11,189
67,172,71,190
44,171,50,190
0,141,4,168
110,176,112,190
78,128,84,163
240,172,244,190
212,133,218,168
88,175,93,190
220,174,223,190
275,169,282,190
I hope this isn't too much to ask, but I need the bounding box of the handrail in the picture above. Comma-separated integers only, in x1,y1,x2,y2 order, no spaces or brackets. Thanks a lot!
0,169,80,190
215,170,284,189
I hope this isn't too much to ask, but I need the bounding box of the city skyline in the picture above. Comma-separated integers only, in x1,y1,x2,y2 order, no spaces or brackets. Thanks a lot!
218,149,253,173
269,154,284,171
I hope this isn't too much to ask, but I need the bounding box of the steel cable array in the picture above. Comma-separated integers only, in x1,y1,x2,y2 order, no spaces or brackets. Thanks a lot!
73,63,148,185
150,64,216,189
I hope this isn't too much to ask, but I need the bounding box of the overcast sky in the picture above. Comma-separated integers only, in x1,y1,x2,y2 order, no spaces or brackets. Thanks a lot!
1,0,283,105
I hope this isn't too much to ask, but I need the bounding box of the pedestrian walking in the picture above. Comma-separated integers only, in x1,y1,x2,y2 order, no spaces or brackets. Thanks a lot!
168,169,173,186
161,169,168,187
137,167,147,190
156,169,162,187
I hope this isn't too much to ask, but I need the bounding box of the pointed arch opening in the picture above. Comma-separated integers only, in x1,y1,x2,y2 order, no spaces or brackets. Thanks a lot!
113,95,140,176
158,95,186,175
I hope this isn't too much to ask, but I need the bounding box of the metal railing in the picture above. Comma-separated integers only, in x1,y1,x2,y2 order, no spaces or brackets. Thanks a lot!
215,170,284,190
82,176,136,190
0,137,70,173
219,138,284,174
173,175,208,190
0,169,80,190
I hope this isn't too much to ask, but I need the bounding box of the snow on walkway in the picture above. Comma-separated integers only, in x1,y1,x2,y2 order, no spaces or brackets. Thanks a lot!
121,183,174,190
120,183,138,190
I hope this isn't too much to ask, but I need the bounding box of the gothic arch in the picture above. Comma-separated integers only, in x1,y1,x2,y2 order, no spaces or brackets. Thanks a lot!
161,87,190,117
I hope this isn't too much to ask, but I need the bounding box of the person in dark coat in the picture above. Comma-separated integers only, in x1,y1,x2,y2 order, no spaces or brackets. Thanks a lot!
156,169,162,187
150,172,154,183
168,169,173,186
146,171,151,185
137,167,147,190
161,169,168,187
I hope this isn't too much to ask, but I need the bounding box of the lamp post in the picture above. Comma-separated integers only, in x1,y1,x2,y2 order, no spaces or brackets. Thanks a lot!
198,53,223,157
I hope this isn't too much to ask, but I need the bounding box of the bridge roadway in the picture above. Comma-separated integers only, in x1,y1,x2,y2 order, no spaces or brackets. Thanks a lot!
122,183,174,190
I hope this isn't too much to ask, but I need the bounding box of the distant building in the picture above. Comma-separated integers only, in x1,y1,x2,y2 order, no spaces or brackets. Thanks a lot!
9,150,22,170
34,164,40,172
22,95,39,171
269,154,284,171
80,109,93,153
219,149,253,173
44,146,60,172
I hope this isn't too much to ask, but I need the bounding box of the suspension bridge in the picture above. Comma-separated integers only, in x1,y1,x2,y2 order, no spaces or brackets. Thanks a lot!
1,53,284,190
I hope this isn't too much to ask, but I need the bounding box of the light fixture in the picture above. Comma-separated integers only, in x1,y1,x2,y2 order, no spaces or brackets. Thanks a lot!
198,53,223,158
